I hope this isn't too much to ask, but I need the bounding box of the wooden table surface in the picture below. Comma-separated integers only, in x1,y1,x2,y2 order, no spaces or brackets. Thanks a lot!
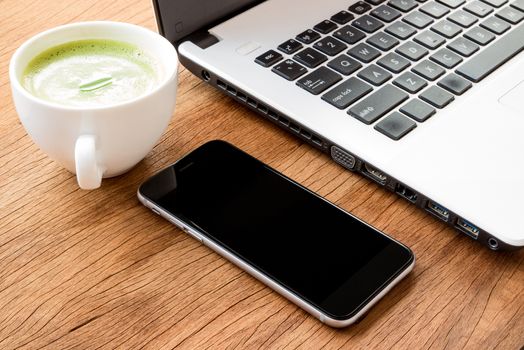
1,0,523,349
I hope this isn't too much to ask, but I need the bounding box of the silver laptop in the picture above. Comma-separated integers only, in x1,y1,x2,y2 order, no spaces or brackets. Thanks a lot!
153,0,524,250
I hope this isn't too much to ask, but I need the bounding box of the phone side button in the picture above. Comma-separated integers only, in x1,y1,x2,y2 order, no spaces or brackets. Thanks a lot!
151,207,161,215
184,227,203,243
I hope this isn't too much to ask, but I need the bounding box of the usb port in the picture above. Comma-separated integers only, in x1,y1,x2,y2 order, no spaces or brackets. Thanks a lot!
426,200,450,221
456,218,480,239
396,183,418,203
362,163,387,185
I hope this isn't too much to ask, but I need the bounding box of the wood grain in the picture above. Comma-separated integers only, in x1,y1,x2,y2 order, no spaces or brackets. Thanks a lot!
0,0,523,349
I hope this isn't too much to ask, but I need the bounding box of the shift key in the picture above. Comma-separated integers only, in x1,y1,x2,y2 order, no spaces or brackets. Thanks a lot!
348,85,408,124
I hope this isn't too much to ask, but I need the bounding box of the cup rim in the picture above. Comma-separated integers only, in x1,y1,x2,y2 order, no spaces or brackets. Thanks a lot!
9,21,178,111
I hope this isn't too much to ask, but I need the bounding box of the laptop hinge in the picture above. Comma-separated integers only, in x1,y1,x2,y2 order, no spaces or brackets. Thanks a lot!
185,30,219,49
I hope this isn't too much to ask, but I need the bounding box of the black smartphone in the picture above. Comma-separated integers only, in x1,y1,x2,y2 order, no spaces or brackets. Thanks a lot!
138,140,414,327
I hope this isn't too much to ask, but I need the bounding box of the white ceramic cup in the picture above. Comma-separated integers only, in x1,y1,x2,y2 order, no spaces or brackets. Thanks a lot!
9,21,178,189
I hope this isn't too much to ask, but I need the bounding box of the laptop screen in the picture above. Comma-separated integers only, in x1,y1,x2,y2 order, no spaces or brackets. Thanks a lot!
154,0,265,45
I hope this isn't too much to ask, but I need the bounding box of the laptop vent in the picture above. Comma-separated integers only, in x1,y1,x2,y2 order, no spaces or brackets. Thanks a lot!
215,78,327,151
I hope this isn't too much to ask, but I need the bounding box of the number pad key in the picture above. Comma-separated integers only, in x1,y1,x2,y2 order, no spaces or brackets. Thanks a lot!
272,60,307,80
313,37,348,56
297,67,342,95
293,47,328,68
327,55,362,75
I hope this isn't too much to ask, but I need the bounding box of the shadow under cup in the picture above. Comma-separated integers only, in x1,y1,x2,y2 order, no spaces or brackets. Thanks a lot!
10,21,178,189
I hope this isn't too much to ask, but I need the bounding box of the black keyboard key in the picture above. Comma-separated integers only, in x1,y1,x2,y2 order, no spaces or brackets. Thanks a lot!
334,25,366,44
414,30,446,48
448,10,479,27
437,73,472,94
420,1,451,18
348,43,382,62
436,0,465,9
464,1,494,17
447,37,479,56
278,39,303,54
367,0,387,4
389,0,418,12
481,0,507,7
374,112,417,140
456,23,524,82
377,52,411,72
431,20,462,38
255,50,283,67
393,71,429,92
386,21,417,38
314,37,348,56
403,11,435,28
400,99,436,121
328,55,362,75
297,67,342,95
352,15,385,33
419,85,454,107
349,1,373,14
296,29,321,44
293,47,328,68
358,64,393,85
430,47,463,67
272,59,307,80
412,59,445,80
512,0,524,11
348,84,409,124
331,10,355,24
371,5,402,22
464,26,495,45
496,7,524,23
322,77,373,108
396,41,429,60
480,16,511,33
367,32,400,50
314,20,338,34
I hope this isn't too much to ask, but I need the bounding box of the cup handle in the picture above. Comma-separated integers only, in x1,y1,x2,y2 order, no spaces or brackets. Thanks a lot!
75,135,103,190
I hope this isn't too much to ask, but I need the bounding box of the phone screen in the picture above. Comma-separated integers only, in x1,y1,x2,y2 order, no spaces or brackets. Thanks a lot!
139,140,413,320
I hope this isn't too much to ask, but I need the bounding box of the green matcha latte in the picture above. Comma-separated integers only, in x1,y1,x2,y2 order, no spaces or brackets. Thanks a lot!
22,39,160,107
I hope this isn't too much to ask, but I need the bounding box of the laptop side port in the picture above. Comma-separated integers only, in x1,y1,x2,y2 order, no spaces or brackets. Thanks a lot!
396,183,418,203
426,200,450,222
330,146,355,170
456,218,480,239
362,163,387,185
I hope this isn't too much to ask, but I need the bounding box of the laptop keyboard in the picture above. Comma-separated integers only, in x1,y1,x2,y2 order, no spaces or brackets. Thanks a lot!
254,0,524,140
